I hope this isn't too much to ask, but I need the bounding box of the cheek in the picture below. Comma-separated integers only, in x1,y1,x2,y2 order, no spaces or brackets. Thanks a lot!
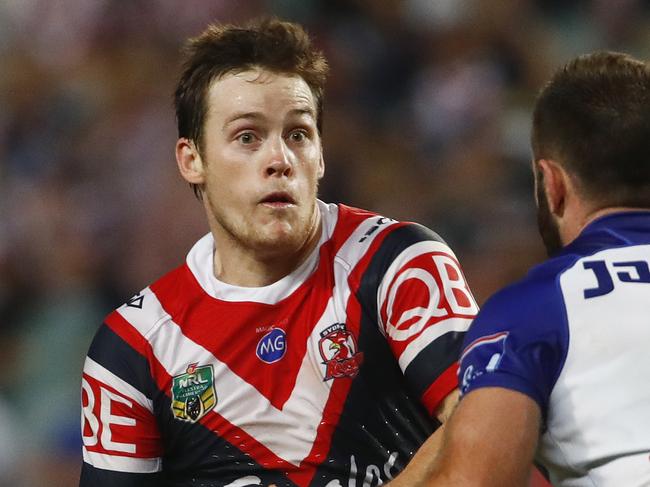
205,154,249,186
313,153,324,179
302,149,324,179
204,169,245,207
300,165,322,190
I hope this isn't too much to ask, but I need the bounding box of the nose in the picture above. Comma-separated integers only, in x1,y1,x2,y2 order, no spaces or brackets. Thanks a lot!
265,137,292,178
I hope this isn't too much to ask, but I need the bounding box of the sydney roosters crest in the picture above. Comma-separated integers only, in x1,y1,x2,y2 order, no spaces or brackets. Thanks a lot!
318,323,363,381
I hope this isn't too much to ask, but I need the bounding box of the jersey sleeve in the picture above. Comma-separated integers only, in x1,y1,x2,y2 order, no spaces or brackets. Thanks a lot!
80,307,164,485
458,277,569,417
374,223,478,415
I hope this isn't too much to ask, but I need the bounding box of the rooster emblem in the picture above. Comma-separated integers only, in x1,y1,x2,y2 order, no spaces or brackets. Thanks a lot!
319,323,364,381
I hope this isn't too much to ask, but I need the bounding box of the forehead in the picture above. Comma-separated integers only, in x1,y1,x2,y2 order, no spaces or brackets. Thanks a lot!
205,69,317,122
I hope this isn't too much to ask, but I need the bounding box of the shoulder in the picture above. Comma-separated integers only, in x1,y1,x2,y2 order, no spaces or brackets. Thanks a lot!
466,254,577,355
331,205,466,295
332,205,477,325
333,203,451,264
473,232,636,335
91,261,190,354
459,255,579,413
480,257,570,329
341,204,445,242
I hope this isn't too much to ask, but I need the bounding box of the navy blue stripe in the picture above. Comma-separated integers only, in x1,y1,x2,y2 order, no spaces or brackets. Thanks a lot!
355,223,445,323
355,222,461,398
403,330,464,398
87,323,158,400
307,223,449,480
155,393,296,486
80,462,163,486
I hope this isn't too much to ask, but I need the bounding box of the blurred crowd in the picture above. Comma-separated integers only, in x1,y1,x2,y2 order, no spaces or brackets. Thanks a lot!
1,1,649,485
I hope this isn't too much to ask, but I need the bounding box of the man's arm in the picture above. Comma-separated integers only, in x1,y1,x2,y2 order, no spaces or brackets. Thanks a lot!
80,318,164,486
434,388,459,424
371,224,478,417
390,387,541,487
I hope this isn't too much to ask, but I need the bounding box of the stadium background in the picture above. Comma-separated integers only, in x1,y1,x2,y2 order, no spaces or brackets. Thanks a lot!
1,1,648,485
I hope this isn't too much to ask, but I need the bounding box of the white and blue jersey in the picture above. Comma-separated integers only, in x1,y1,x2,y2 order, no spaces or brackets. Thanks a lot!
459,211,650,487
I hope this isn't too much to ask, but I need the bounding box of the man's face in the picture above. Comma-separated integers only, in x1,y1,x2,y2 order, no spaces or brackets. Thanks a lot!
534,164,563,256
198,69,324,257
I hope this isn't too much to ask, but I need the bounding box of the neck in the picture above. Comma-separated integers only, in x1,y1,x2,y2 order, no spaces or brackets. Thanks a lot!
211,210,322,288
561,205,648,246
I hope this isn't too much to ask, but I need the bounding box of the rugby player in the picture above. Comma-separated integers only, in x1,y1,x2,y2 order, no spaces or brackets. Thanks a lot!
79,18,477,486
388,51,650,487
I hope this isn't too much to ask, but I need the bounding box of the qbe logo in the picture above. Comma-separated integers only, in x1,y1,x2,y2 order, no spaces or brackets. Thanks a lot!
380,250,478,341
256,328,287,364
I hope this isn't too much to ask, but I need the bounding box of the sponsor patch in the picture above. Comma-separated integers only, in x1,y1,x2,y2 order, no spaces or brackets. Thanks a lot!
256,328,287,364
380,251,478,342
171,363,216,422
319,323,363,380
459,331,509,394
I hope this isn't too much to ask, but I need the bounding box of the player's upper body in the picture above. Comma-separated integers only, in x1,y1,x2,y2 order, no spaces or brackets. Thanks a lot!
80,202,476,487
460,210,650,486
386,52,650,487
80,18,477,487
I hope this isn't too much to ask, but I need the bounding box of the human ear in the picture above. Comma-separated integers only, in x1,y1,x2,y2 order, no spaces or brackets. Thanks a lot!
176,138,205,184
537,159,567,217
317,152,325,179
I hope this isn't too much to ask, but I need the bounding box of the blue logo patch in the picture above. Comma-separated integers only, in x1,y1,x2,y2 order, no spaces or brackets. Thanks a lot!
256,328,287,364
459,331,509,394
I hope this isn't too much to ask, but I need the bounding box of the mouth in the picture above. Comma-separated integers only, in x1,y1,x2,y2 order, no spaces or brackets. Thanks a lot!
259,192,296,208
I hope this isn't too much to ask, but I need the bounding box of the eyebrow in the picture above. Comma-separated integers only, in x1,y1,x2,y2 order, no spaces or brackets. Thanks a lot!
222,107,316,129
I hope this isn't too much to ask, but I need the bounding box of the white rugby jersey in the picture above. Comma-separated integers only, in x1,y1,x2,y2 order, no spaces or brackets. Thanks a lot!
460,211,650,486
80,201,477,487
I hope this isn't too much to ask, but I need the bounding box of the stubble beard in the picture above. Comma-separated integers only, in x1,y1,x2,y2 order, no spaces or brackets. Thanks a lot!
206,191,320,259
535,173,563,257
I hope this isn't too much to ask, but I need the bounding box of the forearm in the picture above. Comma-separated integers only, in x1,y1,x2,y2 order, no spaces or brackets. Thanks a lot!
386,423,446,487
388,388,541,487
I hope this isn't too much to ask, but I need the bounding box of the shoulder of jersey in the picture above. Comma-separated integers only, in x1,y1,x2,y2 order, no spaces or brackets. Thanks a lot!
473,253,574,339
110,263,191,331
109,206,449,320
472,220,650,340
335,204,448,251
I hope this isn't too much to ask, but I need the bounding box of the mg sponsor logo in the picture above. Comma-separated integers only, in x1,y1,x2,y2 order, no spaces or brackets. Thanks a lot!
256,328,287,364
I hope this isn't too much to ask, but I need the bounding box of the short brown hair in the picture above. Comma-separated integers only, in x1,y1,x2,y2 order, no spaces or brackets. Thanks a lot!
174,16,328,154
532,51,650,208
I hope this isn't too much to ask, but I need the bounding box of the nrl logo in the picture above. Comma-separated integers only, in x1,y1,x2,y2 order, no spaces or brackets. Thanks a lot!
319,323,364,381
171,363,216,422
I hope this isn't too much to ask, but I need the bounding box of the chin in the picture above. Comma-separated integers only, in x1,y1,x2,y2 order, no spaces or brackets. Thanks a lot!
253,223,305,252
